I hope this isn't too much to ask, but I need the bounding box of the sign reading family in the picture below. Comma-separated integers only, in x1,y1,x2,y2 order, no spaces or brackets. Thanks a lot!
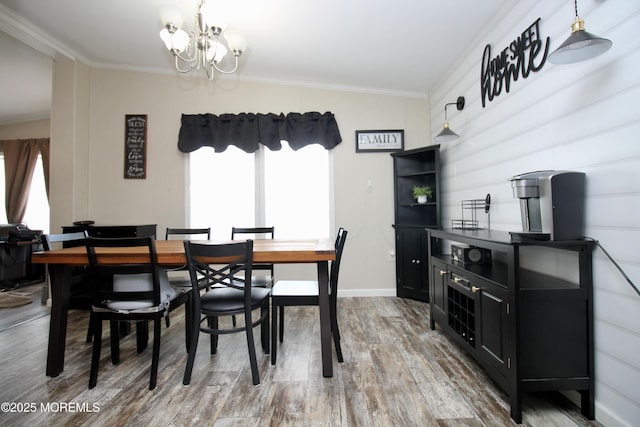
356,130,404,153
480,17,550,108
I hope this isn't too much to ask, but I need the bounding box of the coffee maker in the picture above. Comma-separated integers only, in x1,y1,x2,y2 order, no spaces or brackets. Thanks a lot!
509,170,585,241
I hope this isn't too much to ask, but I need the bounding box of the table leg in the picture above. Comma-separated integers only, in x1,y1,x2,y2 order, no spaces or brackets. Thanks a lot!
46,265,71,377
317,260,332,377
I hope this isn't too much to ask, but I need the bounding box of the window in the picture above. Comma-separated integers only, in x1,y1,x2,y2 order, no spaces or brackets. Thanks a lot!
0,153,50,233
189,142,331,239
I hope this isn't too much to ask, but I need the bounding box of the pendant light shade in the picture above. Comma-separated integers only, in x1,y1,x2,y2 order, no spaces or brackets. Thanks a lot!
434,96,465,143
549,1,612,65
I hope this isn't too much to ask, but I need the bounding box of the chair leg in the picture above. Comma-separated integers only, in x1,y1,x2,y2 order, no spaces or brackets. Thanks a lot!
208,316,218,355
261,303,270,354
279,306,284,343
149,318,161,390
244,309,260,386
271,302,278,365
136,321,149,353
183,314,201,385
184,299,192,352
332,328,344,363
85,313,94,343
110,321,120,365
89,317,102,389
331,302,343,362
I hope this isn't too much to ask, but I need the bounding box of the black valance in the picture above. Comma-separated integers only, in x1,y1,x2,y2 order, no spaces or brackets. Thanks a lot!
177,111,342,153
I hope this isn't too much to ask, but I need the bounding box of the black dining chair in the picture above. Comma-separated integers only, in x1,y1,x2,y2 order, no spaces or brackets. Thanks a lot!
182,239,270,386
165,227,211,288
231,227,274,326
231,226,275,288
270,227,347,365
85,236,177,390
41,231,93,342
164,228,211,348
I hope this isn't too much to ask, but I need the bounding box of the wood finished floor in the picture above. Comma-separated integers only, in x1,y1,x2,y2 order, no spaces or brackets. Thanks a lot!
0,297,603,426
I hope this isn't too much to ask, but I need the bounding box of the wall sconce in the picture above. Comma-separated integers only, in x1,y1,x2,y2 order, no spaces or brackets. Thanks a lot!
548,0,612,64
434,96,465,143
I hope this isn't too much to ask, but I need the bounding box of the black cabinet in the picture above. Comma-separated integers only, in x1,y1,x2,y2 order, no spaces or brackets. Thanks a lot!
392,145,440,302
395,227,429,300
427,228,594,424
62,224,157,238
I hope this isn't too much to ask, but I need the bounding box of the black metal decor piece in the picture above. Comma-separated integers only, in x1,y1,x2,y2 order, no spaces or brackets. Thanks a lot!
480,18,550,107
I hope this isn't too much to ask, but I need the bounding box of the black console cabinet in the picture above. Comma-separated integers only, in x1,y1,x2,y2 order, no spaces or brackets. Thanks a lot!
392,145,440,301
427,228,594,424
62,224,157,238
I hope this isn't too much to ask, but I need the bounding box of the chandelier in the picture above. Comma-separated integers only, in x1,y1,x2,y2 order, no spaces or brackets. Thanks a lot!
159,0,245,79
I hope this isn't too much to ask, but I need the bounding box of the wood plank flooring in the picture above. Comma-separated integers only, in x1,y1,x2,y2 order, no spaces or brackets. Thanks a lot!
0,297,603,426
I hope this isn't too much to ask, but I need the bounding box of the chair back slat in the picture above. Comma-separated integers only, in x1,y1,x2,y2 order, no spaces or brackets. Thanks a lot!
165,228,211,240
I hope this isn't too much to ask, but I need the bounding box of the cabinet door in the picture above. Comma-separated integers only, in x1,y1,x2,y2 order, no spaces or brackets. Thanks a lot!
396,229,429,301
475,279,510,378
429,258,448,328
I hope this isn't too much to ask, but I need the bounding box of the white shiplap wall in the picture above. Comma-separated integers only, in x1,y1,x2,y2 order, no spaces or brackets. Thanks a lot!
430,0,640,426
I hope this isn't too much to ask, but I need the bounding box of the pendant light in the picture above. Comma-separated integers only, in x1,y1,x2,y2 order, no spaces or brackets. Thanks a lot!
548,0,612,65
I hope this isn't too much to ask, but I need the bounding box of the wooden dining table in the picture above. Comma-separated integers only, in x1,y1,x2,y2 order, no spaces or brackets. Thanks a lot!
31,238,336,378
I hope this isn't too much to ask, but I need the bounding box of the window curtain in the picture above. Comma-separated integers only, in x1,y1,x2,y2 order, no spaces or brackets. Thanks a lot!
0,138,50,224
177,111,342,153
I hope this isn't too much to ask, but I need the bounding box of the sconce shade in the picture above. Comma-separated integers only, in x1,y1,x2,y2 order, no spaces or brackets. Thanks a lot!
434,122,460,142
434,96,465,143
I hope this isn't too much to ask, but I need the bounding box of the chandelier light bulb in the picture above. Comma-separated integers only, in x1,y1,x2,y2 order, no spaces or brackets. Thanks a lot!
160,25,190,53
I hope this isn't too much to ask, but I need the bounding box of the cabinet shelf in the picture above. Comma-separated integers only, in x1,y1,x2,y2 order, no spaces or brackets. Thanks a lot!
397,170,437,178
398,202,437,208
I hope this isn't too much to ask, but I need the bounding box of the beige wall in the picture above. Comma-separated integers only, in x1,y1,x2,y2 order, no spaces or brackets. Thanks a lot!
50,64,430,295
0,118,50,139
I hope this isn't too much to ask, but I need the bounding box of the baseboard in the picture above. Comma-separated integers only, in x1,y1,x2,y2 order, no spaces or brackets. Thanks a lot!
337,288,397,297
594,402,631,427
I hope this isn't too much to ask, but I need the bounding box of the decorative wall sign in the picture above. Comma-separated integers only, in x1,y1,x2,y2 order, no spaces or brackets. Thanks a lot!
480,18,550,108
356,130,404,153
124,114,147,179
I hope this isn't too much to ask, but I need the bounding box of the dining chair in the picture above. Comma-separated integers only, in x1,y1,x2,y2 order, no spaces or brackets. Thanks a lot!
165,227,211,287
41,231,93,342
164,228,211,348
230,227,274,326
84,236,177,390
182,239,270,386
270,227,348,365
231,226,275,288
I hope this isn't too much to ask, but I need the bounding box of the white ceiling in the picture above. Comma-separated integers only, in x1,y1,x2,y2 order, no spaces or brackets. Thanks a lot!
0,0,512,125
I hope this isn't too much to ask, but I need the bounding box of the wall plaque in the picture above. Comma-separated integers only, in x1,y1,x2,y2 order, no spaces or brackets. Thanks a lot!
124,114,147,179
356,130,404,153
